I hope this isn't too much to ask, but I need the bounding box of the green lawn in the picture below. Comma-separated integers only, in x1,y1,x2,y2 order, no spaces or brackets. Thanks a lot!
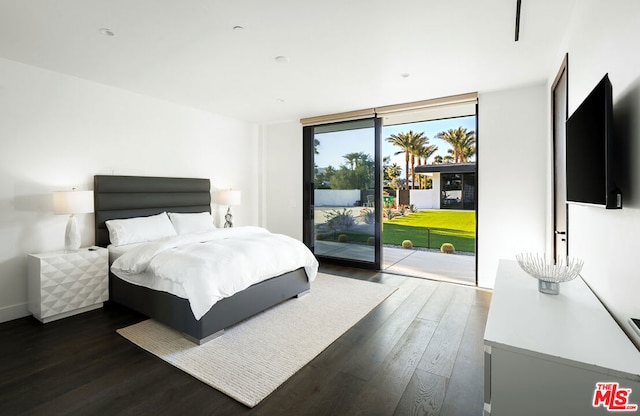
316,209,476,253
384,210,476,253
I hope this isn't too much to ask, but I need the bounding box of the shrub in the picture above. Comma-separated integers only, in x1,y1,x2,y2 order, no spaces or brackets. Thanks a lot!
383,208,397,220
360,208,375,225
402,240,413,249
338,234,349,242
441,243,455,254
367,236,375,245
315,233,325,240
324,208,355,232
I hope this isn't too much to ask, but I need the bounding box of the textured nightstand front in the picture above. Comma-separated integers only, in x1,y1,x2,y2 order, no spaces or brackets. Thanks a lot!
28,247,108,323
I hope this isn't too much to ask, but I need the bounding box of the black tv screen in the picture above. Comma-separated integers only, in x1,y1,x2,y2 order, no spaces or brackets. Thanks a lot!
565,74,621,209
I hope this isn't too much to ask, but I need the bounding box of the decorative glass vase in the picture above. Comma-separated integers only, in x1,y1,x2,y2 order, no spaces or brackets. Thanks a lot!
515,253,584,295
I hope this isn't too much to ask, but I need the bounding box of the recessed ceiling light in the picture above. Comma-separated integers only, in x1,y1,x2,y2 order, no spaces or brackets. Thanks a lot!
233,25,244,31
98,28,115,37
401,73,410,78
275,56,289,64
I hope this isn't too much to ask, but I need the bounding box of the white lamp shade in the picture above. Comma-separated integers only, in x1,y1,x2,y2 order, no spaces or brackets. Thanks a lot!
215,190,241,206
53,190,94,215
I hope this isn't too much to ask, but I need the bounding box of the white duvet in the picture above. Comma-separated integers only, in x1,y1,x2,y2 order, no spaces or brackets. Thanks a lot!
111,226,318,320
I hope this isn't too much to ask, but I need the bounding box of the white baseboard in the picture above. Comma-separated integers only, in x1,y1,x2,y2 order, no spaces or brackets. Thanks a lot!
0,302,30,323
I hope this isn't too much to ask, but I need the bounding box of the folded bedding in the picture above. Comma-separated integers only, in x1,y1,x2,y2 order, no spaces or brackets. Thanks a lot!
111,226,319,320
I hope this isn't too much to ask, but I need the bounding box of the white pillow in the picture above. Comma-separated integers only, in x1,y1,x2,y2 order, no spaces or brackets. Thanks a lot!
105,212,177,246
168,212,216,235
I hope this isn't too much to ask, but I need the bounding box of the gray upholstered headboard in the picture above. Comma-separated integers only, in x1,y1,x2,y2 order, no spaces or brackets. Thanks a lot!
94,175,211,247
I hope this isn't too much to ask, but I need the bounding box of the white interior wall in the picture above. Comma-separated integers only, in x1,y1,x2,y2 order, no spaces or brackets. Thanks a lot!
0,57,259,322
262,122,303,240
476,83,549,288
555,0,640,348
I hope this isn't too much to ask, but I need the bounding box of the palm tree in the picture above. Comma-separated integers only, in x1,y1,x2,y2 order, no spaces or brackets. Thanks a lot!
386,131,427,190
443,155,454,163
436,127,476,163
386,163,401,179
433,155,443,164
342,152,358,170
408,135,427,189
414,143,438,188
342,152,370,170
461,141,476,161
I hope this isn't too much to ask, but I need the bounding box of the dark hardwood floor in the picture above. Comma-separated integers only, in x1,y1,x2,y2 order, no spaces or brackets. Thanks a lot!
0,264,491,416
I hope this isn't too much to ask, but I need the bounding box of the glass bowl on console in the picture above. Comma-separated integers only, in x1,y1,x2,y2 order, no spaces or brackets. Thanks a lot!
515,253,584,295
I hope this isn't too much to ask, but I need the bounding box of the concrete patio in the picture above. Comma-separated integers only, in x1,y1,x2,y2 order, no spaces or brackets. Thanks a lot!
315,241,476,285
383,246,475,285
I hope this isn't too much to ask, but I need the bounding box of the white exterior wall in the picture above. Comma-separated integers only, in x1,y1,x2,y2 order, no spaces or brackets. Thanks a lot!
314,190,361,207
409,189,439,209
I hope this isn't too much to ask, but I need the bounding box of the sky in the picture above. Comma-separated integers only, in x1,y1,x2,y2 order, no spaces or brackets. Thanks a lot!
314,115,476,173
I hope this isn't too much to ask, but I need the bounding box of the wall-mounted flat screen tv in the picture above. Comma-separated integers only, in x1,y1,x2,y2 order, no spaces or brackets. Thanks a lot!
565,73,622,209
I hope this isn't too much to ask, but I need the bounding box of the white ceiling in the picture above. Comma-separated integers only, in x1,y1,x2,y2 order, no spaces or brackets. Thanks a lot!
0,0,576,124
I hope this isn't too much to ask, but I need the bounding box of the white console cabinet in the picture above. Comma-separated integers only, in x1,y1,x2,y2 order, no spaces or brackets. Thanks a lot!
484,260,640,415
28,247,108,323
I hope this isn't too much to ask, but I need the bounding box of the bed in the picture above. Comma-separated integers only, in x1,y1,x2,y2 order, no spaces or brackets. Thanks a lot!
94,175,316,344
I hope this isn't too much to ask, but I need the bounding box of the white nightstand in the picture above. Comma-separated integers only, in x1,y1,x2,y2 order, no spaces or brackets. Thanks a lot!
28,246,109,323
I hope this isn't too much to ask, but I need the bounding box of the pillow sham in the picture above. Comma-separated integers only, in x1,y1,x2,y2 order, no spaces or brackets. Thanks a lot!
106,212,177,247
168,211,216,235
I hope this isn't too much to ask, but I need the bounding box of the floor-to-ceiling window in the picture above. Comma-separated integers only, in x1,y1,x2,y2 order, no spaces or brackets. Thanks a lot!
303,118,382,269
382,111,478,285
301,93,479,285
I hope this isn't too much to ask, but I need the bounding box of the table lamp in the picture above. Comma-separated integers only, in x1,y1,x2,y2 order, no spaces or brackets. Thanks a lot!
53,188,94,251
214,189,241,228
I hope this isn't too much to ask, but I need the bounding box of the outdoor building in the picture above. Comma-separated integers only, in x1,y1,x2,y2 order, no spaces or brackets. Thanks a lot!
415,162,476,210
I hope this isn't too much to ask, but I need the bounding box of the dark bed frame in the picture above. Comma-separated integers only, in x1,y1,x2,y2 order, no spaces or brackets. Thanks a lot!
94,175,310,344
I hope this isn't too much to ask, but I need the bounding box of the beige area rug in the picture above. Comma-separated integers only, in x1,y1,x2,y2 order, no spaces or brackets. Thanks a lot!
117,273,396,407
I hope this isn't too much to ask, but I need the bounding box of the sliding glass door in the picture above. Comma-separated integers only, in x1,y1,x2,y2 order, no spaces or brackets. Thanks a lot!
303,118,382,269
